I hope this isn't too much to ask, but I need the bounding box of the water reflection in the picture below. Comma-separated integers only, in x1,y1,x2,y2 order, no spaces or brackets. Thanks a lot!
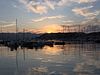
43,45,62,55
0,44,100,75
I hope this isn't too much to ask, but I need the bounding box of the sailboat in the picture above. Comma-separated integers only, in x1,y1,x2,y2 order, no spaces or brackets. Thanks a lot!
7,19,19,51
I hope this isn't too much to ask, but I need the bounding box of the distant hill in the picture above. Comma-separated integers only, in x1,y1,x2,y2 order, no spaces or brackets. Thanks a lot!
38,32,100,42
0,32,39,41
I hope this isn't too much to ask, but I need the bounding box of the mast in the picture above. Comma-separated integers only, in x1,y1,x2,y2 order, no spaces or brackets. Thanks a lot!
23,28,25,41
0,24,2,41
16,19,18,42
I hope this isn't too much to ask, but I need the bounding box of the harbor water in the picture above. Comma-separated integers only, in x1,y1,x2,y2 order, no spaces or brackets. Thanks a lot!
0,44,100,75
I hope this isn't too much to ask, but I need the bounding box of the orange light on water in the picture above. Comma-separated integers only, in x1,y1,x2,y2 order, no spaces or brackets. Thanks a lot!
43,46,62,55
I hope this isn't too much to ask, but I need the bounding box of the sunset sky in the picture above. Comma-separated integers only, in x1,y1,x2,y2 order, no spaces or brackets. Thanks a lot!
0,0,100,33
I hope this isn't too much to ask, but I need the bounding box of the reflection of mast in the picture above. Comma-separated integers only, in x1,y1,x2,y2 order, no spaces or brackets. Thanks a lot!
16,50,19,73
23,49,25,61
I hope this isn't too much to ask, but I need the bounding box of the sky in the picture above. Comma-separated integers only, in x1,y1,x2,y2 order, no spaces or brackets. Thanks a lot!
0,0,100,33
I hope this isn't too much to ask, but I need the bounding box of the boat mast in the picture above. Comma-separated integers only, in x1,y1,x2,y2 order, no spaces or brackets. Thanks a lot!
0,24,2,41
16,19,18,42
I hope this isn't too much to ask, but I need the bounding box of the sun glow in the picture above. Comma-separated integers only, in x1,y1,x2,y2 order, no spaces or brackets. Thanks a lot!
40,24,62,33
47,31,52,33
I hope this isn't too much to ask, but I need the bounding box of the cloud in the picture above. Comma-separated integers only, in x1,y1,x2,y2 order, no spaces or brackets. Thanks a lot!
19,0,69,14
19,0,98,14
72,6,93,16
19,0,47,14
62,20,74,23
32,15,65,22
0,21,8,24
72,6,100,19
3,23,15,28
27,4,47,14
57,0,69,6
12,4,17,8
44,0,69,9
44,0,55,10
71,0,97,3
0,21,15,27
19,0,28,5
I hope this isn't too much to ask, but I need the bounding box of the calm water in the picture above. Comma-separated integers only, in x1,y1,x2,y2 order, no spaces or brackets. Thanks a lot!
0,44,100,75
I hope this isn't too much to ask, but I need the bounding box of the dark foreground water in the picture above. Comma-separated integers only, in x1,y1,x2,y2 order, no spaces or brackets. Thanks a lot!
0,44,100,75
